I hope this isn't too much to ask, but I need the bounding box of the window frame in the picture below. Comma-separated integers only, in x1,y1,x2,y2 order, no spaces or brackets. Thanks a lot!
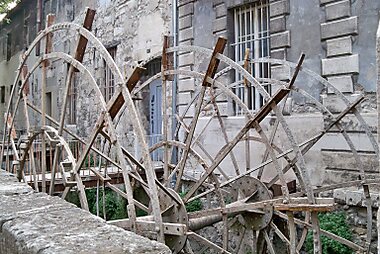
231,1,271,114
103,46,117,102
67,73,77,125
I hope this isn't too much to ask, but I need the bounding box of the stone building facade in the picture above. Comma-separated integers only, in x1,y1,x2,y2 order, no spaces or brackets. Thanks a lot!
0,0,172,154
0,0,379,187
176,0,380,186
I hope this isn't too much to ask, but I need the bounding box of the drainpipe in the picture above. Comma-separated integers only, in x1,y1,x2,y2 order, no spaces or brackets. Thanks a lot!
36,0,42,55
171,0,178,164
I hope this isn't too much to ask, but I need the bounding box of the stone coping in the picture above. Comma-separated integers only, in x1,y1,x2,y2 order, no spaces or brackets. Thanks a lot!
0,170,170,254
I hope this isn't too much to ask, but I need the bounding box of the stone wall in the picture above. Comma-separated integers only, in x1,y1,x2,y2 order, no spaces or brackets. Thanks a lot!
0,169,170,254
378,16,380,145
377,17,380,253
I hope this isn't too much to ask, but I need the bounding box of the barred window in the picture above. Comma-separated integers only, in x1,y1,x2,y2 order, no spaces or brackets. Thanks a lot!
68,74,77,124
232,1,270,114
103,46,117,102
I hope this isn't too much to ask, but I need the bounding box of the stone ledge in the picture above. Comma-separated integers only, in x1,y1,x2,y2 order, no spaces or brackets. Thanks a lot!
0,170,170,254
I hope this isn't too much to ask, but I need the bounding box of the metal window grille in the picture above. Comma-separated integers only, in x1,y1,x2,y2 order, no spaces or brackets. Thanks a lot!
68,74,77,124
0,86,5,104
232,1,270,114
103,46,117,102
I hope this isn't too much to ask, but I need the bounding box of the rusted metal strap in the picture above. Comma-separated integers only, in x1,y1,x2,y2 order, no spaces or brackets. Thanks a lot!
162,35,174,81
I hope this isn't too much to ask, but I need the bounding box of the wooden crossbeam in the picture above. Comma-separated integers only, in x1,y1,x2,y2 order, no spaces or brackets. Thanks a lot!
274,204,336,212
107,67,146,119
74,8,96,71
202,37,227,87
175,37,227,191
126,66,146,92
254,88,290,124
325,94,365,131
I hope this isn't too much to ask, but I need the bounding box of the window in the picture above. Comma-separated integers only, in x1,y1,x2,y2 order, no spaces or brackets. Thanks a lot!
6,33,12,61
0,86,5,104
68,74,77,124
232,1,270,114
103,46,117,102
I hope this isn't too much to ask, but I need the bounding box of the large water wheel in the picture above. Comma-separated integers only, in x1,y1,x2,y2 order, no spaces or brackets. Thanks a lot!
2,8,379,254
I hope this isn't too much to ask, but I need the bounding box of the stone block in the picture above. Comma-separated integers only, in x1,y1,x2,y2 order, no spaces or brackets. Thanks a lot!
321,54,359,76
327,75,353,93
0,170,171,254
0,171,33,195
178,104,195,117
216,102,229,116
178,52,194,67
226,0,250,9
178,78,195,92
179,15,192,30
345,191,363,206
179,3,194,18
271,48,287,60
321,92,361,113
214,30,228,38
327,112,377,132
270,15,286,33
320,0,340,5
271,65,290,81
179,0,195,7
271,31,290,49
321,16,358,40
213,16,227,33
177,91,193,105
213,0,225,7
270,0,290,18
322,150,378,173
179,27,194,42
325,0,351,21
326,36,352,57
215,3,226,18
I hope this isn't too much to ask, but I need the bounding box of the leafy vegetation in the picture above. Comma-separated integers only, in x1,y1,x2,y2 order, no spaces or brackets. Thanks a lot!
179,192,203,212
306,212,353,254
0,0,15,13
66,187,128,220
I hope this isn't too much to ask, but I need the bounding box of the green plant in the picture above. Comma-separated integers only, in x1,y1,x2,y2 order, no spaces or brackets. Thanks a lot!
179,192,203,212
65,187,128,220
84,154,96,168
89,188,127,220
305,212,352,254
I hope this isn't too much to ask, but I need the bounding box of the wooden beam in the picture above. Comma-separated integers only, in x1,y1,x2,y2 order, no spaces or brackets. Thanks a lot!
175,37,227,191
74,8,96,71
